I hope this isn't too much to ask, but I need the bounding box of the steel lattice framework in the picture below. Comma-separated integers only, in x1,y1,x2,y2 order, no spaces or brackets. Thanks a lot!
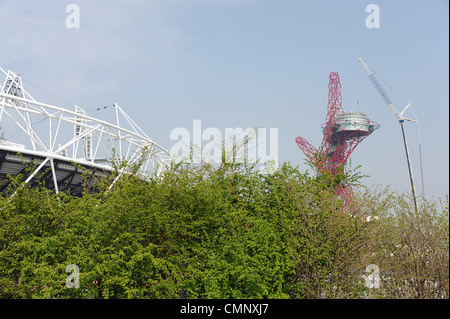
0,66,171,195
296,72,379,211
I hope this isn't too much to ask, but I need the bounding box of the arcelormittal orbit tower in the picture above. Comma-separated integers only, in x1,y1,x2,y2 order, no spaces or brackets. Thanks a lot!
296,72,379,211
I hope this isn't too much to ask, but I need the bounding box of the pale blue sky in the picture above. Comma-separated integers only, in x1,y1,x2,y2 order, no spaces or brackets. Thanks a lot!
0,0,448,199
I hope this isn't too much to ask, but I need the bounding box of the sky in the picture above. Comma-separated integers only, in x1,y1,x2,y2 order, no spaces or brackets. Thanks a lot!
0,0,448,200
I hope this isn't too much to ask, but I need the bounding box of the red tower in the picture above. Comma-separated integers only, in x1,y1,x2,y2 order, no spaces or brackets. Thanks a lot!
296,72,379,211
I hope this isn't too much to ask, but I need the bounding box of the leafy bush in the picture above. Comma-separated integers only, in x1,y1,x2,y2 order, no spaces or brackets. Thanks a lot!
0,160,447,299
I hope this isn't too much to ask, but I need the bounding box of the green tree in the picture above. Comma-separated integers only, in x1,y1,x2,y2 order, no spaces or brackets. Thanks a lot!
0,157,447,299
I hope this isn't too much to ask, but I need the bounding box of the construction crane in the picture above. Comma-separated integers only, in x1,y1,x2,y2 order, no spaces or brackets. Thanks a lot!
358,58,419,213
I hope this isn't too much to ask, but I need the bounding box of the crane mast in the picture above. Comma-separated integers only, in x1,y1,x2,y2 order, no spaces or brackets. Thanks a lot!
358,58,418,213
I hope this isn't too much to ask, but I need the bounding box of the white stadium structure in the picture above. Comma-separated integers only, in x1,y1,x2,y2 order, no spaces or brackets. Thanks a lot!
0,66,171,196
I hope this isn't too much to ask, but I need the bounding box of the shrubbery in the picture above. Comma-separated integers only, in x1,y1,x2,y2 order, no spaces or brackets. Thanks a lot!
0,160,448,299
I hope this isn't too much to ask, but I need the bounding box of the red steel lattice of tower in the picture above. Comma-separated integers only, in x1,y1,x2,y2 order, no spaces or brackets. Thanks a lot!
296,72,379,211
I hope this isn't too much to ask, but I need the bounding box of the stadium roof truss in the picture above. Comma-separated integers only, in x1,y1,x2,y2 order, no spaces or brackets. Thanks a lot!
0,66,171,196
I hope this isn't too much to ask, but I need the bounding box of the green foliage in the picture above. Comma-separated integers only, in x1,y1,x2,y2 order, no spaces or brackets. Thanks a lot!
0,159,448,299
356,187,449,299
